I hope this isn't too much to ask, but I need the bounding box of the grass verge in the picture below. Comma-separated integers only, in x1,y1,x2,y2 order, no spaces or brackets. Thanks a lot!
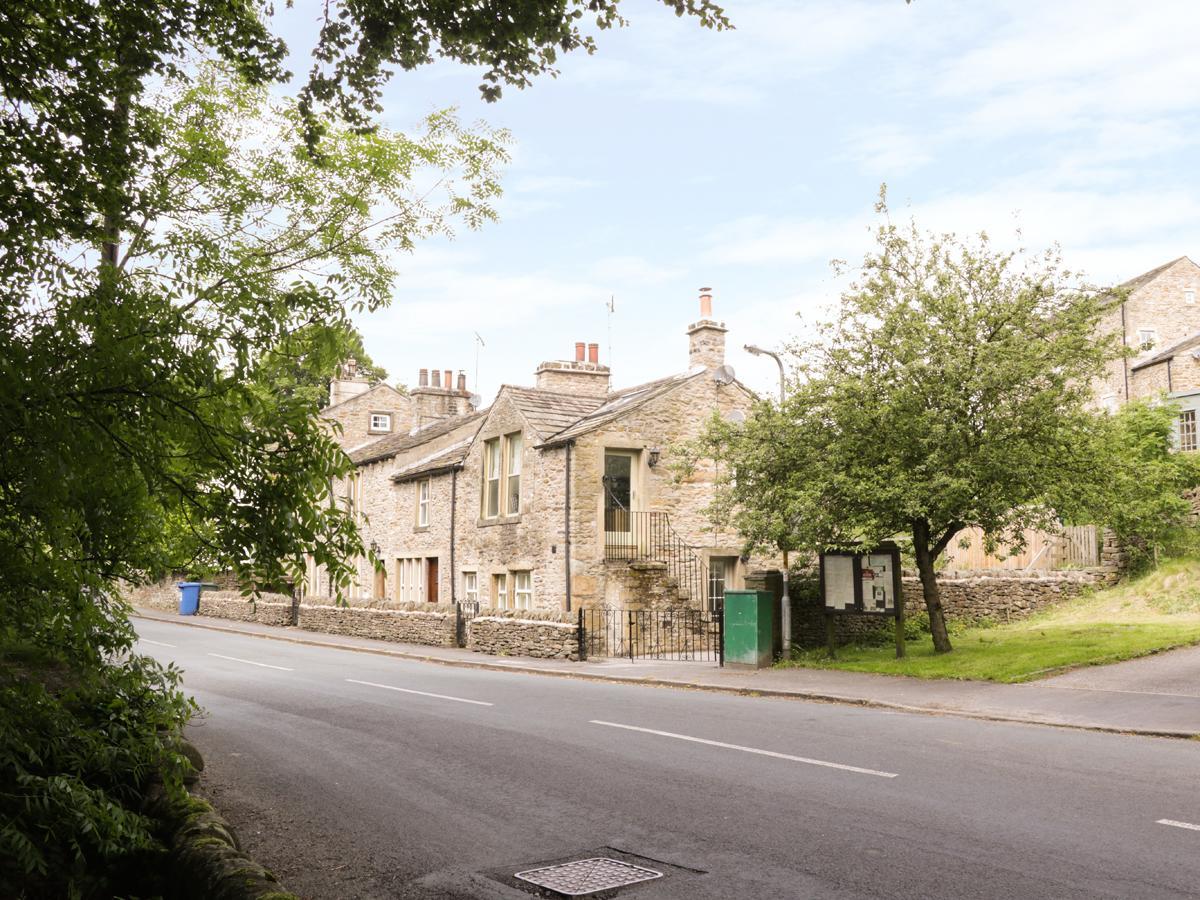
779,556,1200,683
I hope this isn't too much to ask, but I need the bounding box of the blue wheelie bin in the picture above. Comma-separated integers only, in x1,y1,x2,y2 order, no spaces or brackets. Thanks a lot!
177,582,203,615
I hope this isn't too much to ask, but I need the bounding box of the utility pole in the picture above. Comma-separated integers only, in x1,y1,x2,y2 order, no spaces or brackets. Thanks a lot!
744,343,791,655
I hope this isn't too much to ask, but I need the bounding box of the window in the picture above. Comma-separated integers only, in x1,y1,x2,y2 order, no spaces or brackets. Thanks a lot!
397,558,424,604
493,573,508,609
505,432,523,515
1137,328,1157,349
1181,410,1197,452
369,412,392,433
482,438,501,518
1186,289,1196,306
416,478,430,527
512,571,533,610
708,557,736,612
463,572,479,607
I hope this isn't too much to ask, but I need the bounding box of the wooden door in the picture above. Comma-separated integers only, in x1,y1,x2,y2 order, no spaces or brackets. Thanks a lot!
426,557,439,603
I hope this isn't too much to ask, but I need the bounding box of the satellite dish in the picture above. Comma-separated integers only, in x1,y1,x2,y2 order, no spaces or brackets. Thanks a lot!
712,364,736,385
726,409,746,424
469,393,483,408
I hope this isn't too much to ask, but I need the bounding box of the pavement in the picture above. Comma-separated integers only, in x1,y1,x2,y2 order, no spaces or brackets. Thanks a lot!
132,614,1200,899
132,607,1200,738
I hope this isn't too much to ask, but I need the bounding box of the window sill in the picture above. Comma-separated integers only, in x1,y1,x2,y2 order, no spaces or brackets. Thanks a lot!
413,525,430,533
477,514,522,528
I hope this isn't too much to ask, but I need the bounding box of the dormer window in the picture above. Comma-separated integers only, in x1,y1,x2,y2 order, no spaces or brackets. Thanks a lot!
369,412,392,433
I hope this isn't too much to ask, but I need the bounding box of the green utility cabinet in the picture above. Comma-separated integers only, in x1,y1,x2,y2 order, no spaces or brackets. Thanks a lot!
723,590,775,668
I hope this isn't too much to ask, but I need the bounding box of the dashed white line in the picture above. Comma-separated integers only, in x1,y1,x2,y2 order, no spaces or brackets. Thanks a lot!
590,721,899,778
139,639,176,648
207,653,293,671
346,679,493,707
1158,819,1200,832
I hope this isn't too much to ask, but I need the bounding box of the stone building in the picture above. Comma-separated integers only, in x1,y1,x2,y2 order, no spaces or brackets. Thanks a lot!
306,291,769,612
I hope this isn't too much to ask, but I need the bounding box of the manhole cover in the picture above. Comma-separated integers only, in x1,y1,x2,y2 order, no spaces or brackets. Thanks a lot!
514,857,663,896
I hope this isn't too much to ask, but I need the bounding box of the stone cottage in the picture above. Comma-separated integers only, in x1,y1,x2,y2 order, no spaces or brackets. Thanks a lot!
305,291,767,613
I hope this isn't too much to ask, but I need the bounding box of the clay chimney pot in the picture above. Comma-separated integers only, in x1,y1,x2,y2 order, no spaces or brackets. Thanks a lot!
575,341,586,362
587,343,599,364
457,372,466,392
443,370,452,391
418,368,429,387
699,287,713,319
431,369,441,388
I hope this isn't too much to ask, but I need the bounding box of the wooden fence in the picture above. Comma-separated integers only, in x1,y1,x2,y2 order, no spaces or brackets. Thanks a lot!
940,525,1100,571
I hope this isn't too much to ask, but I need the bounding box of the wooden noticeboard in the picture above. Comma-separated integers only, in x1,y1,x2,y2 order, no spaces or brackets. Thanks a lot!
818,542,906,658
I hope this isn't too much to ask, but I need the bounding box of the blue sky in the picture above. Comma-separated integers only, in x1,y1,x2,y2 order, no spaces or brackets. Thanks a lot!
276,1,1200,400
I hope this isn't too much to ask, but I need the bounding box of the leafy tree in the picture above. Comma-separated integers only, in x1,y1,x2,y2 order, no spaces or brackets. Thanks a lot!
695,197,1121,653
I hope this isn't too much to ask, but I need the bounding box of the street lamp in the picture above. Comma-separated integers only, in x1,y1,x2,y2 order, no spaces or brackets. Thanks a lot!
743,344,786,403
743,342,791,654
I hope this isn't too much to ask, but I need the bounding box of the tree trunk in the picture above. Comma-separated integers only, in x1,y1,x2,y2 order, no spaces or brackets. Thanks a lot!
913,519,953,653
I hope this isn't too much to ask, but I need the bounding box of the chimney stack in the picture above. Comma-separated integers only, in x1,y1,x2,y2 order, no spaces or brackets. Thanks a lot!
687,286,728,369
534,340,611,396
328,357,371,407
587,343,599,364
575,341,586,362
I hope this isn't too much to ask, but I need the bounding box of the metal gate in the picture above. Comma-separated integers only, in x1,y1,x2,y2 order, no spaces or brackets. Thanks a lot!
581,607,723,664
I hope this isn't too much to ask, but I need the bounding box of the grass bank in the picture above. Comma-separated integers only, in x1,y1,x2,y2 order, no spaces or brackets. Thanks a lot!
780,557,1200,683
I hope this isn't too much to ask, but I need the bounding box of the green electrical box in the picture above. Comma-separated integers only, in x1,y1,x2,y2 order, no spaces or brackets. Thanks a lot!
723,589,775,668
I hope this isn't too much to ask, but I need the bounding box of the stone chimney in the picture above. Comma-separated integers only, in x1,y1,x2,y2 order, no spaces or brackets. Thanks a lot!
686,287,727,369
535,342,611,397
328,358,372,407
411,365,475,425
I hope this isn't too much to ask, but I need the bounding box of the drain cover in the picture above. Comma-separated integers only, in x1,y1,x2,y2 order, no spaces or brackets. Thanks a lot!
514,857,663,896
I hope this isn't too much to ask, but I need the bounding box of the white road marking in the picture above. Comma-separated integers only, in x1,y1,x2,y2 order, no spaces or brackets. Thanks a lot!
207,653,293,671
346,679,493,707
590,721,899,778
1158,819,1200,832
139,639,176,648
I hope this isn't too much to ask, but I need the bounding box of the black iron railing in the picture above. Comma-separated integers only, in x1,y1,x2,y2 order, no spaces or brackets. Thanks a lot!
581,607,723,663
603,483,709,608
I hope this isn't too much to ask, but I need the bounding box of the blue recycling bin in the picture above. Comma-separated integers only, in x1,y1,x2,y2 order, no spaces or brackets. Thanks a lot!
177,582,203,615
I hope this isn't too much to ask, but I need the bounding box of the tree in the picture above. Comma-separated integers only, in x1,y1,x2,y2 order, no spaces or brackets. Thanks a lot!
696,197,1121,653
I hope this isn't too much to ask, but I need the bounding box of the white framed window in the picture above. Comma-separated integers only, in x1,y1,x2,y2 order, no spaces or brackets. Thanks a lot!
1181,410,1197,452
1186,288,1196,305
482,437,501,518
505,432,523,515
416,478,430,527
512,570,533,610
463,571,479,605
397,557,425,604
1137,328,1157,349
369,412,392,432
493,573,508,609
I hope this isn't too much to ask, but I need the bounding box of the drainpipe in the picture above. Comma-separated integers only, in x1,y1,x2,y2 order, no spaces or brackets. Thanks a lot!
564,441,573,611
1120,301,1130,402
450,469,458,603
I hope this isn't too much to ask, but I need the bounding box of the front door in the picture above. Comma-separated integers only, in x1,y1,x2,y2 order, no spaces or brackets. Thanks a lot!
603,450,637,541
426,557,439,603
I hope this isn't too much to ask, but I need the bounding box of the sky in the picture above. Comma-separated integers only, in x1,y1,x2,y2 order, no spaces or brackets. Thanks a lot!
274,0,1200,400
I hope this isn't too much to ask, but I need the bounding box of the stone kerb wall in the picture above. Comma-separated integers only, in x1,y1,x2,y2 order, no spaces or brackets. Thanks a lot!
297,603,457,646
466,607,579,660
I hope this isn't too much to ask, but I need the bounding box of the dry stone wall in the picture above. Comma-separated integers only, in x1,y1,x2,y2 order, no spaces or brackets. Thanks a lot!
466,608,580,660
297,603,456,646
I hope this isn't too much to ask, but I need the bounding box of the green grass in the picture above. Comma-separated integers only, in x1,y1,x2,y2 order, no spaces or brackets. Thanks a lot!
779,556,1200,683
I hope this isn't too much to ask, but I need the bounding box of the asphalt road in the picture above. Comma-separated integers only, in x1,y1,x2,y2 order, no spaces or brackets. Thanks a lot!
134,617,1200,900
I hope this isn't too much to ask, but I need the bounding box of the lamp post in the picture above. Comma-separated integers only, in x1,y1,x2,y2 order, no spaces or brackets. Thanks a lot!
743,343,791,655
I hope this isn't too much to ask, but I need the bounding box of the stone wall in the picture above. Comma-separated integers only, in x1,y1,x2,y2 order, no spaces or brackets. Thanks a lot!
297,603,457,646
466,607,580,660
749,567,1120,649
322,383,412,451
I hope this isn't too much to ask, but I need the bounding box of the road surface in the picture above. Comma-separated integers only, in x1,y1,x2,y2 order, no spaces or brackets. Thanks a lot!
134,617,1200,899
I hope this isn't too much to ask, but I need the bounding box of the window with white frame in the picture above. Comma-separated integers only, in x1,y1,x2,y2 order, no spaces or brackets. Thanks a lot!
493,573,508,608
1181,410,1197,452
463,571,479,606
397,557,424,604
505,432,523,515
416,478,430,527
482,438,501,518
512,570,533,610
1137,328,1158,349
369,412,392,433
1186,288,1196,306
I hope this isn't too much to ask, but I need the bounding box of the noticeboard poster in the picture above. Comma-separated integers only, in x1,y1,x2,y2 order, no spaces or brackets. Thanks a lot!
820,544,902,617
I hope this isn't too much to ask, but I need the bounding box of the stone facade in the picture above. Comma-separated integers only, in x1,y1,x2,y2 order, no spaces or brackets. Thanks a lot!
1094,256,1200,409
322,382,412,453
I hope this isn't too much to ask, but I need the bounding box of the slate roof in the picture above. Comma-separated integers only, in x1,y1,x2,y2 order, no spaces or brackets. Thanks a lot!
1131,330,1200,371
1118,256,1192,294
538,367,709,447
389,436,476,483
349,409,487,466
501,385,607,440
